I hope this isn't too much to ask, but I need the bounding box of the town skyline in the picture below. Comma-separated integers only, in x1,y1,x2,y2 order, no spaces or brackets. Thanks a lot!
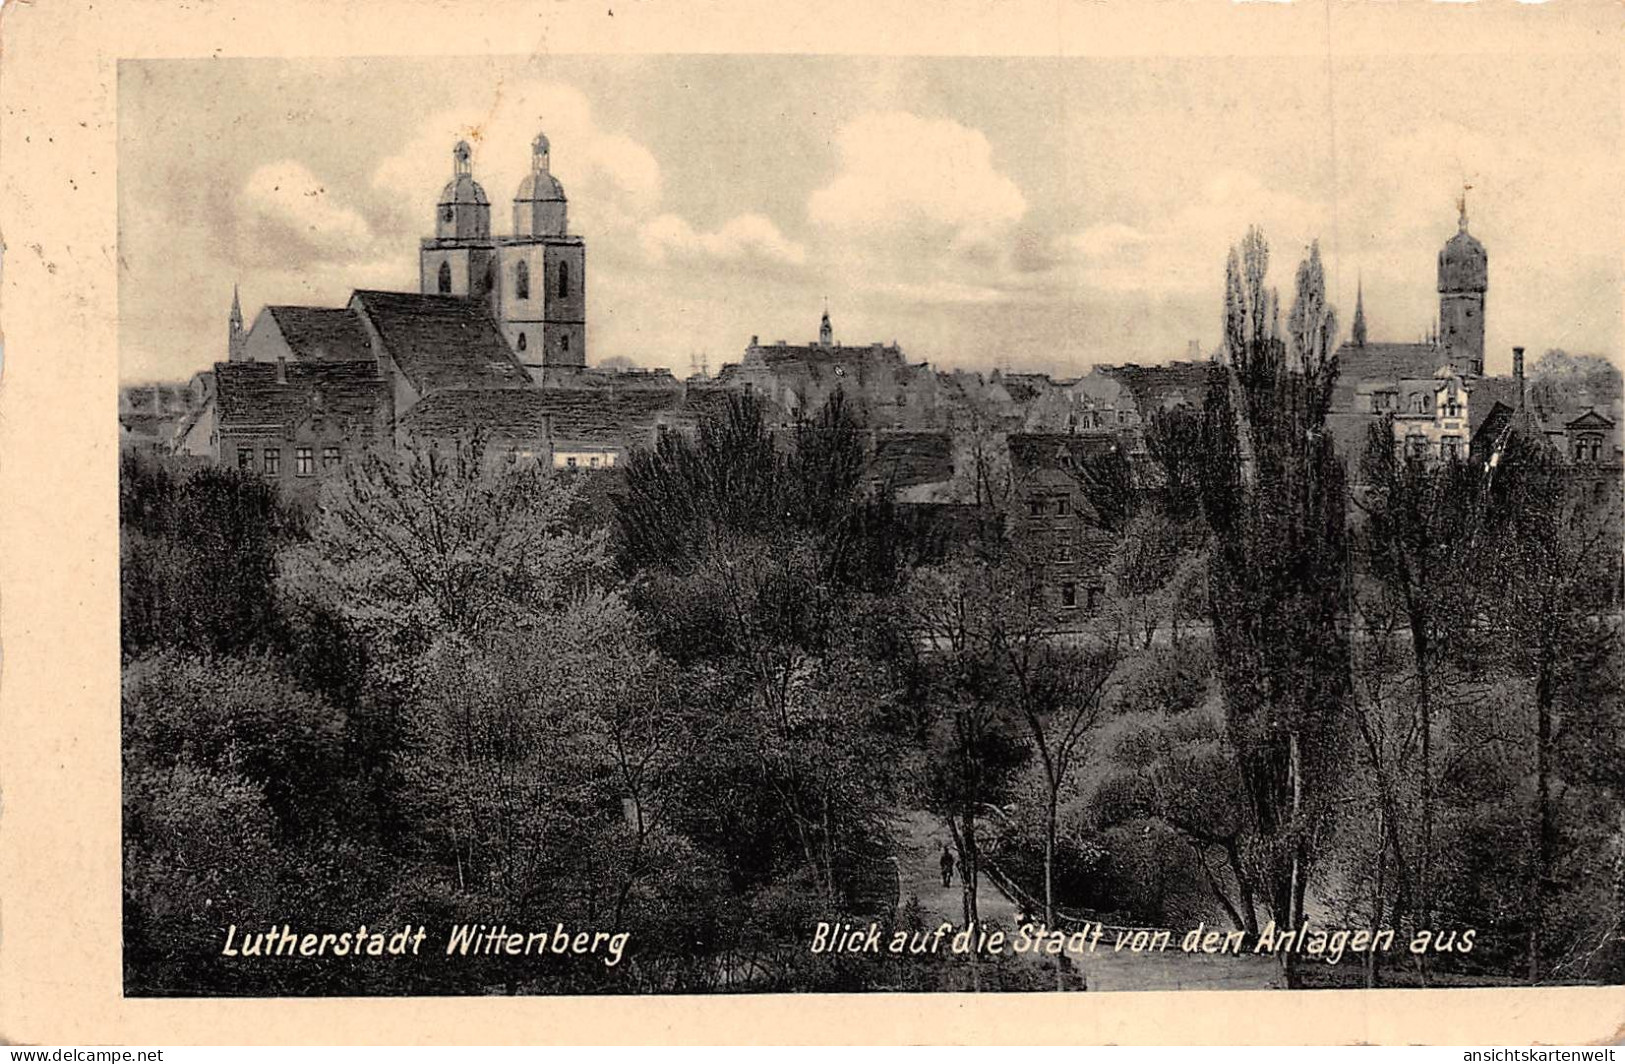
119,53,1624,384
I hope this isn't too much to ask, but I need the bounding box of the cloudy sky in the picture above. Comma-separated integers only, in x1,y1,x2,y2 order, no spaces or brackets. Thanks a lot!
118,52,1622,383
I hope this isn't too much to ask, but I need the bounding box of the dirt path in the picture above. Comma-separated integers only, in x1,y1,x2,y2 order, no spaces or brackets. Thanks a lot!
894,809,1283,991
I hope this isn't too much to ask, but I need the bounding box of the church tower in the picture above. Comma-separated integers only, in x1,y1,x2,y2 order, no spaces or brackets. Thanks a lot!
819,305,833,347
420,141,499,303
1438,195,1487,377
228,283,247,361
495,131,586,375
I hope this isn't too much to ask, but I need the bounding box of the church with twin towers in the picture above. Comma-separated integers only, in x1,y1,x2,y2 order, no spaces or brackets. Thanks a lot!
419,135,587,371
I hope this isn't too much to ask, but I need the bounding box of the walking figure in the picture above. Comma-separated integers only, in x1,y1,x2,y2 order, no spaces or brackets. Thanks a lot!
940,843,956,888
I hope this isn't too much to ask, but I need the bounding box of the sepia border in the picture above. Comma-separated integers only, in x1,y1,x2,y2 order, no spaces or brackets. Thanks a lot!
3,0,1624,1045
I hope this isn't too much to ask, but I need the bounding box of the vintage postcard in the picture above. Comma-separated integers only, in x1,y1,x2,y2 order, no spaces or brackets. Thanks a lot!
3,0,1625,1046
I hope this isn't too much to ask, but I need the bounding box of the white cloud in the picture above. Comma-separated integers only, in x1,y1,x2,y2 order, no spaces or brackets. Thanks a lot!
808,111,1027,250
639,212,806,268
238,160,378,264
1063,169,1330,294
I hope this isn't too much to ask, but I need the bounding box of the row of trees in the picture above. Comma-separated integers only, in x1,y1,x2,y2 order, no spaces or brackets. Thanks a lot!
121,229,1624,995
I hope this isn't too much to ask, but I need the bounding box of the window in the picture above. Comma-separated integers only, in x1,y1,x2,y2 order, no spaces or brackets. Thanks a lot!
263,448,280,475
516,260,530,300
1056,496,1071,516
1086,586,1100,611
1061,582,1077,608
322,446,341,469
295,446,315,476
237,447,254,470
567,456,578,469
1053,542,1074,562
1442,436,1461,461
1445,398,1460,418
1028,498,1046,516
517,332,527,352
437,261,452,294
562,333,570,353
589,456,600,468
1407,435,1428,460
558,261,569,298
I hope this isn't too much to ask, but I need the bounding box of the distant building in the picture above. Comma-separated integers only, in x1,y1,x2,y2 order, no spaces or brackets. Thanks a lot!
1329,200,1516,469
721,312,941,430
1007,433,1124,618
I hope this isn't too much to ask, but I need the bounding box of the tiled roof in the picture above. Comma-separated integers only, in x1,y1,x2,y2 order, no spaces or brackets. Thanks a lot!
397,388,550,441
214,360,388,430
531,388,683,446
1333,342,1448,409
352,290,533,394
871,431,953,489
266,306,375,363
1007,432,1120,476
1466,377,1524,437
1097,361,1215,414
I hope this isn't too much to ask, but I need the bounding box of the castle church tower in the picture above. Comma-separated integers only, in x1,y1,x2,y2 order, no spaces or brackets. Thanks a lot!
1438,196,1487,377
495,132,586,375
419,141,499,304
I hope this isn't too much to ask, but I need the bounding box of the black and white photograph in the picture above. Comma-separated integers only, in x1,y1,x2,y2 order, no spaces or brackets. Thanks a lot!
107,40,1624,1005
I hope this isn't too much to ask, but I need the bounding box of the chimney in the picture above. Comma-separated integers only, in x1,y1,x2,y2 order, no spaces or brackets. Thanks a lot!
1513,346,1525,408
276,357,287,384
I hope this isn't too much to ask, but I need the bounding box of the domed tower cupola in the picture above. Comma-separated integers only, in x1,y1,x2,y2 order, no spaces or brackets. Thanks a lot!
436,140,491,241
1437,193,1488,376
513,131,569,238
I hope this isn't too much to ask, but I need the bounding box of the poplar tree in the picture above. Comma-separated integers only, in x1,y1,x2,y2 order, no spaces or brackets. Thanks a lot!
1195,230,1353,986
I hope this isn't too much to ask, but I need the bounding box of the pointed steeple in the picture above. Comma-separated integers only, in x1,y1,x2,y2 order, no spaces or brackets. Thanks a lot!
819,300,833,347
228,283,247,361
1351,276,1367,347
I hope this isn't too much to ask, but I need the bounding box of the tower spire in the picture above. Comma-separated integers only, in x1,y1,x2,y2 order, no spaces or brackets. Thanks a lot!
819,299,832,347
228,282,247,361
1457,188,1469,232
1351,274,1367,347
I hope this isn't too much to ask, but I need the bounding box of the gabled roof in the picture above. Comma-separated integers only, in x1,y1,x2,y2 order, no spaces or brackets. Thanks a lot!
213,360,388,429
397,388,550,441
351,290,533,394
266,306,375,363
1466,377,1524,437
1566,409,1616,430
